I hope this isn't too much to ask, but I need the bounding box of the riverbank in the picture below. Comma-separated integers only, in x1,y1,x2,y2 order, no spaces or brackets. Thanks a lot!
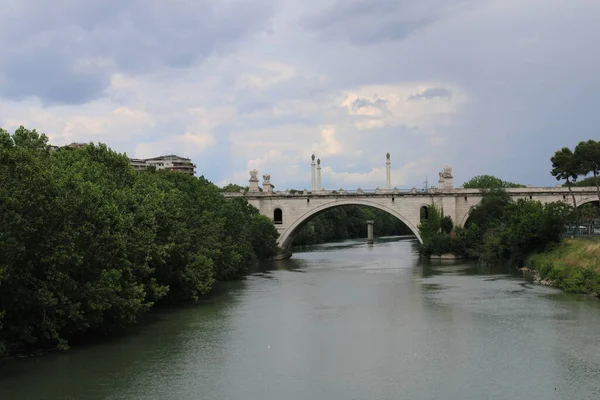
524,237,600,297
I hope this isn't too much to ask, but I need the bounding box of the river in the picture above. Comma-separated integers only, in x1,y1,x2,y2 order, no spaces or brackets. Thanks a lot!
1,236,600,399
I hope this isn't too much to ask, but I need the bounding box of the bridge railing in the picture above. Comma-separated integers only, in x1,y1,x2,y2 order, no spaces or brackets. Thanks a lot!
222,188,430,197
222,186,599,197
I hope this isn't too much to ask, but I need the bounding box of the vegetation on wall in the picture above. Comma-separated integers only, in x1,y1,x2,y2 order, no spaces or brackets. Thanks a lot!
0,126,279,356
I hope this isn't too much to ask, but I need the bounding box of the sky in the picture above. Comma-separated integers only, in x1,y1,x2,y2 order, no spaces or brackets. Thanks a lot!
1,0,599,190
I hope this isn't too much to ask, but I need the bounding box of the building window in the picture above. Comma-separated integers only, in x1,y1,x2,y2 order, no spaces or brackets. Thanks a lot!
274,208,283,225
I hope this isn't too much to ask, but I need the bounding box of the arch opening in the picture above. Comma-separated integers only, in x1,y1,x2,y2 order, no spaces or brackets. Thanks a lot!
278,199,423,253
420,206,429,223
573,200,599,235
273,208,283,225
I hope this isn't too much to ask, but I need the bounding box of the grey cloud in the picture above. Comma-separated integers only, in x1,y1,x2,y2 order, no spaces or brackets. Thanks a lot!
299,0,475,45
351,97,387,109
0,0,275,104
408,88,452,101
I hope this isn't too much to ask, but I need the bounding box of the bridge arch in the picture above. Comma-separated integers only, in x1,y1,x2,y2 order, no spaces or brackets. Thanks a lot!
576,196,600,208
278,198,423,253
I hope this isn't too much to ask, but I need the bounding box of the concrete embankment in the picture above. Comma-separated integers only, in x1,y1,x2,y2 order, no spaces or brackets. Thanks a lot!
523,238,600,297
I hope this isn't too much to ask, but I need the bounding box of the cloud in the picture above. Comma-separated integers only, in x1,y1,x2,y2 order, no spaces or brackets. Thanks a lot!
299,0,477,45
2,0,600,193
340,83,466,138
134,132,215,160
0,0,276,104
408,88,452,101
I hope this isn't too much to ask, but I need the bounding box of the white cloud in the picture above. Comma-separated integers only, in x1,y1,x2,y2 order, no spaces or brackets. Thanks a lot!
340,83,468,135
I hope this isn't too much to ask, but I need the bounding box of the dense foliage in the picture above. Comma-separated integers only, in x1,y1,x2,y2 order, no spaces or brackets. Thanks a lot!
551,140,600,205
421,138,600,267
462,175,525,189
0,127,279,356
419,189,574,267
293,206,412,246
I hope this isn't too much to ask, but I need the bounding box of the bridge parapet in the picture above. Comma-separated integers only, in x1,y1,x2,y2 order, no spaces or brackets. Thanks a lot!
223,186,598,199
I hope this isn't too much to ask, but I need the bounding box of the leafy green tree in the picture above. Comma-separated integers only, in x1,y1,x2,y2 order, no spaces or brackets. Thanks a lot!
418,205,442,242
551,147,580,210
440,216,453,234
574,140,600,202
580,203,597,234
479,200,572,266
221,183,248,193
572,176,600,187
462,175,525,189
465,189,511,230
0,125,282,356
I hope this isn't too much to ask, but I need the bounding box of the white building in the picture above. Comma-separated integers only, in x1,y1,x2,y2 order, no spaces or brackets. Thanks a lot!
130,155,196,175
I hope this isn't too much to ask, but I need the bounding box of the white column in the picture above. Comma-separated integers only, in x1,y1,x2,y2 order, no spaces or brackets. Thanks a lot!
385,153,391,190
367,220,374,244
311,154,316,191
316,158,322,191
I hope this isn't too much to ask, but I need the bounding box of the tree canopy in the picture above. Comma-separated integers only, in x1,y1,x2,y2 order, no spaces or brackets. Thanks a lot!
552,140,600,203
0,126,279,356
462,175,525,189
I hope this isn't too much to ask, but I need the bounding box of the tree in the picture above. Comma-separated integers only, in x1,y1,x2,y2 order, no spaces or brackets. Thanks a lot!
221,183,248,193
462,175,525,189
0,125,283,356
572,176,600,187
551,147,580,211
574,140,600,203
440,216,453,234
580,203,597,235
418,205,442,241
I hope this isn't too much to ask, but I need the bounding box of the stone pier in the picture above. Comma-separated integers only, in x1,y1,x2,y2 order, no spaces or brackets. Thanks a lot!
367,220,375,244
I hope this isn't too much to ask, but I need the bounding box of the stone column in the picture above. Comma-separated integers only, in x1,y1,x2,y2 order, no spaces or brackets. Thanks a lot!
316,158,322,191
248,169,259,192
367,220,375,244
385,153,391,190
311,154,316,191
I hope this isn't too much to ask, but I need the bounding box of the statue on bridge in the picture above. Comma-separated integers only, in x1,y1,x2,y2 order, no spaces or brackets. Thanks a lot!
438,166,454,190
262,174,273,193
248,169,260,192
439,166,453,179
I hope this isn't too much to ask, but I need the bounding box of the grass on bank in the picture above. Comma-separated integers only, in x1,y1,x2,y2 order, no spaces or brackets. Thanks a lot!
526,237,600,296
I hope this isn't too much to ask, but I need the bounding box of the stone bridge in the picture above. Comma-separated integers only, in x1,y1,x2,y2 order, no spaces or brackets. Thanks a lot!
224,155,598,258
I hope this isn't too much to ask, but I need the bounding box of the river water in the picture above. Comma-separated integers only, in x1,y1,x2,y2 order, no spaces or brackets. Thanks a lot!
1,236,600,399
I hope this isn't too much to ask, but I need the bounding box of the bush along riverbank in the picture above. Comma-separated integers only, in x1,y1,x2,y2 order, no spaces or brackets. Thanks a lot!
524,238,600,297
0,127,280,357
420,135,600,295
419,187,599,296
419,188,574,267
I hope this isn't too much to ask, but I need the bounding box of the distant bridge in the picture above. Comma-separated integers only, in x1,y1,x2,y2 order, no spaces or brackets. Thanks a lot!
224,156,598,258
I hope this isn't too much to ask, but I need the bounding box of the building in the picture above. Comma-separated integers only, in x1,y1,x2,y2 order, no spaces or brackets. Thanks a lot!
129,155,196,175
129,158,148,171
